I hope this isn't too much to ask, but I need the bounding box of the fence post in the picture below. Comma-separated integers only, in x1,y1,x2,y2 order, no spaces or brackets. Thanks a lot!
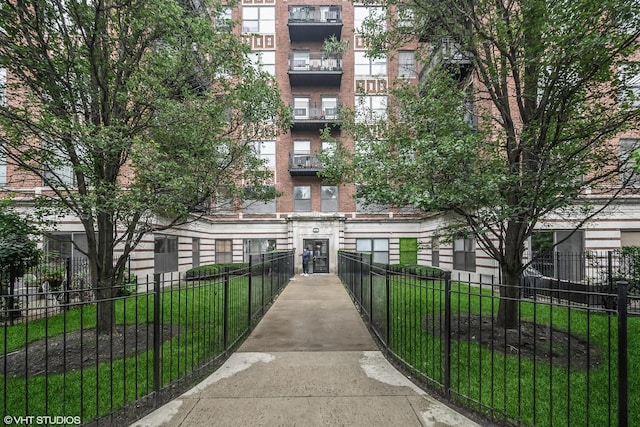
64,257,72,310
248,255,253,327
224,267,230,352
385,266,391,346
444,271,452,400
153,273,161,406
369,256,373,323
617,280,628,427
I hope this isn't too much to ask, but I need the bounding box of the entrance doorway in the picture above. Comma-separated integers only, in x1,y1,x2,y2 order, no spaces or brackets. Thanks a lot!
303,239,329,273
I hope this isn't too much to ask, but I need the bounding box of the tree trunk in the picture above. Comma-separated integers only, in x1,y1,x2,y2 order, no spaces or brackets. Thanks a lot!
94,210,117,335
497,220,526,328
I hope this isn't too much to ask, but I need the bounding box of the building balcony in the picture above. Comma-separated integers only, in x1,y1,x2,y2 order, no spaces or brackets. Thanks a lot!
291,101,341,131
288,52,343,87
420,37,473,82
288,5,342,41
289,153,323,176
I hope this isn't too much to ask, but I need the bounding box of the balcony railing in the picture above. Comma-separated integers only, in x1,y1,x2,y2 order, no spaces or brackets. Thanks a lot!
289,153,323,176
288,52,343,86
289,52,343,72
291,101,341,131
288,5,342,41
288,5,342,23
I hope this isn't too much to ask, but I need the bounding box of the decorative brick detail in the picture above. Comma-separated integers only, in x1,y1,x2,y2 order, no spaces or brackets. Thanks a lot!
244,34,276,50
242,0,275,4
355,78,388,94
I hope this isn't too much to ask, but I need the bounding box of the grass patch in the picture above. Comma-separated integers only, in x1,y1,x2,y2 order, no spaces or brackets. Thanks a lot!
380,278,640,426
1,274,279,423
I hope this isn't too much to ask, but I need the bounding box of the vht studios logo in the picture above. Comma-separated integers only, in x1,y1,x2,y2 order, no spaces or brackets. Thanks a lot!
4,415,81,425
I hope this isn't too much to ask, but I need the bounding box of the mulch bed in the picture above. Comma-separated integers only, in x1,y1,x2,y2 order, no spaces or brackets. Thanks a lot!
427,314,602,369
1,324,179,377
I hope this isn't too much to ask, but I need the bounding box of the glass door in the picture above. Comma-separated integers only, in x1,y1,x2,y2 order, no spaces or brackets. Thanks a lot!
303,239,329,273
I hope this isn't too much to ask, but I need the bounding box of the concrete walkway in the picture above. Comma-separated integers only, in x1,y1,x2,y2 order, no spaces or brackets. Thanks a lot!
132,274,483,427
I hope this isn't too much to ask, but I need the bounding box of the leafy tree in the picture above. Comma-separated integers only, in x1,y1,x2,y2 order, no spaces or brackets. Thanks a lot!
323,0,640,327
0,199,41,276
0,1,291,333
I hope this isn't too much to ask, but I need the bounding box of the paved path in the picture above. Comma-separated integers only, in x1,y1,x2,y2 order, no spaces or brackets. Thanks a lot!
132,274,483,427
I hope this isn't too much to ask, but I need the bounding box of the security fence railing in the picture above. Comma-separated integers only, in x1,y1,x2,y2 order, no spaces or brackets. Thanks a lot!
338,251,639,427
1,250,294,426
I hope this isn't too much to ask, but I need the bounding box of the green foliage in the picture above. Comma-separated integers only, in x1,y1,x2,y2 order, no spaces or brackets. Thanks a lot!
0,1,291,330
0,200,41,275
185,263,249,279
328,0,640,326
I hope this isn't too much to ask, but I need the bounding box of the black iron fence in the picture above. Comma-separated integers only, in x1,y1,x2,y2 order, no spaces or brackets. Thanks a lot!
1,250,294,426
338,251,639,427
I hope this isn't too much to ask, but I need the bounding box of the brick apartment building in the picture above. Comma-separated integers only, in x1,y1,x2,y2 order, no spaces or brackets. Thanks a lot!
2,1,640,282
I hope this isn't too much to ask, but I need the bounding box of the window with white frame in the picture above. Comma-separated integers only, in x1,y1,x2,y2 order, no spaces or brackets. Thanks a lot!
321,141,336,156
0,68,6,106
398,51,416,78
354,51,387,77
242,6,275,34
294,185,311,211
252,140,276,169
397,6,415,28
356,238,389,264
321,185,338,212
43,143,75,187
620,138,640,187
355,95,387,122
192,238,200,268
249,51,276,75
0,154,6,186
453,237,476,272
154,235,179,274
294,97,310,119
321,97,338,118
431,236,440,267
354,6,385,33
292,51,310,70
216,239,233,264
243,184,276,214
243,238,276,262
44,233,88,261
216,7,233,31
619,63,640,108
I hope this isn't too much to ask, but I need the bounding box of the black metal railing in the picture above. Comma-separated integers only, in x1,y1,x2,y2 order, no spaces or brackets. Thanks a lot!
1,250,294,425
288,5,342,23
338,251,638,427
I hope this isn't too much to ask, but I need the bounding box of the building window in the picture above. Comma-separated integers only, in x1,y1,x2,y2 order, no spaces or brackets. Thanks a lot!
398,51,416,78
0,154,6,186
354,51,387,77
44,233,88,261
294,186,311,211
355,95,387,122
249,51,276,75
215,239,233,264
215,7,233,32
252,140,276,169
356,238,389,264
620,138,640,187
321,185,338,212
242,6,275,34
0,68,6,106
192,238,200,268
354,6,385,32
293,97,310,119
243,239,276,262
453,237,475,272
529,230,584,282
243,185,276,214
619,63,640,108
431,237,440,267
321,97,338,118
154,235,178,274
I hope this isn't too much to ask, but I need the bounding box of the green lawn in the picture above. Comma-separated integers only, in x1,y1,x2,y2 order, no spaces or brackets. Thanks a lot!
382,278,640,426
1,274,277,424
